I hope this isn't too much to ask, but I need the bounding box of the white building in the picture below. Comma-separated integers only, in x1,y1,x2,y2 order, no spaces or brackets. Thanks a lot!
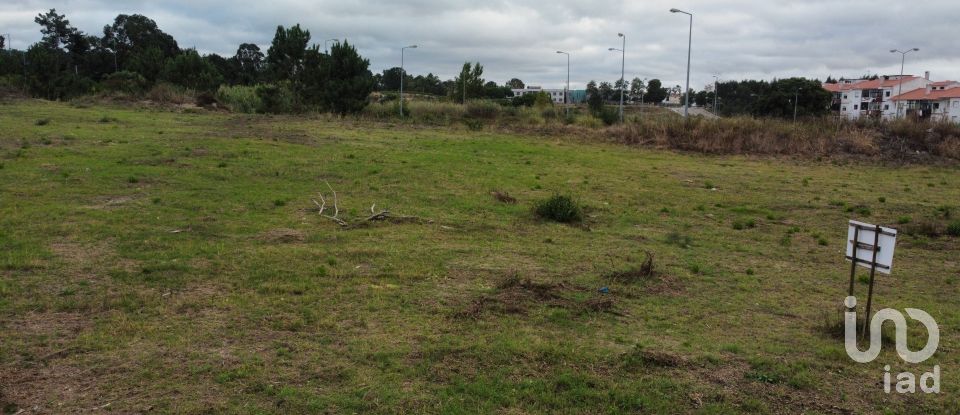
823,74,932,120
889,81,960,123
511,86,567,104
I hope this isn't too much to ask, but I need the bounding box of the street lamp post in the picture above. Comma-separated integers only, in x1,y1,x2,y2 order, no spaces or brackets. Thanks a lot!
325,39,339,54
400,45,417,117
671,8,693,118
608,33,626,122
793,88,800,123
712,75,719,114
556,51,570,116
890,48,919,118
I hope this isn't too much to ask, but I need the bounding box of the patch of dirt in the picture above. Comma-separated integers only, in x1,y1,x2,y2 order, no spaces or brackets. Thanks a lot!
84,195,137,210
490,190,517,204
456,275,619,318
603,252,656,282
258,228,306,244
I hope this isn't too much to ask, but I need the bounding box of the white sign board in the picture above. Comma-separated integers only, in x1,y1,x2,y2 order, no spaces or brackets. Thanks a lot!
845,220,897,274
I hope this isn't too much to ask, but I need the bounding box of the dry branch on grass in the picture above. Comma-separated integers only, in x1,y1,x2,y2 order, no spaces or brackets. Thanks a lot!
312,181,428,227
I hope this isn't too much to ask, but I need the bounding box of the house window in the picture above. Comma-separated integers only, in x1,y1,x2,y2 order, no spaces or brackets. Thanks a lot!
842,106,847,111
843,95,848,99
954,101,959,108
884,104,889,110
934,103,940,109
854,104,859,110
885,91,890,97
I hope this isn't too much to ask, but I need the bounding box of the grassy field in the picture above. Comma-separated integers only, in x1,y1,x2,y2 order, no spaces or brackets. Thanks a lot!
1,99,958,414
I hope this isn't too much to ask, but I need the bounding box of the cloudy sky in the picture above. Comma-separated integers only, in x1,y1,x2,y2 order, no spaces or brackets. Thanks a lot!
2,0,958,90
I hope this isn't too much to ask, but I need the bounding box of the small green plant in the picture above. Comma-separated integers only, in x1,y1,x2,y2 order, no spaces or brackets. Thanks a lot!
35,118,50,126
273,199,287,207
732,219,756,230
947,221,960,237
665,232,693,248
533,194,583,223
846,205,871,216
878,197,886,203
897,216,911,224
818,237,829,246
463,119,483,131
127,176,139,184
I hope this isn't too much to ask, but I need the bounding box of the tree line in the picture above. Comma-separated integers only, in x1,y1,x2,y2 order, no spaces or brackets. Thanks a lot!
0,9,833,118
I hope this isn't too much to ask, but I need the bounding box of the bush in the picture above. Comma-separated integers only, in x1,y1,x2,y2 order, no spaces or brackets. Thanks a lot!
216,85,262,114
512,93,538,107
148,82,195,105
255,83,295,114
465,100,501,119
947,221,960,237
533,194,583,223
100,71,148,95
598,107,619,126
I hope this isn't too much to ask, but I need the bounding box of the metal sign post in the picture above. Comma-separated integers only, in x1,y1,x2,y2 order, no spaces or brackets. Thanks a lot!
844,220,897,340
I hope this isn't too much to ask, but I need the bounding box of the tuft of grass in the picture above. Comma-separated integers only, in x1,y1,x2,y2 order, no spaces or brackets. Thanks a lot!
533,194,583,223
897,216,911,225
732,219,756,230
665,232,693,248
35,118,50,126
947,221,960,237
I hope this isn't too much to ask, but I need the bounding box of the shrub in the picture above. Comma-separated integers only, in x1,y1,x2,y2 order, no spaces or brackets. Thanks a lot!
947,221,960,237
465,100,501,119
216,85,262,114
100,71,148,94
148,82,195,105
533,194,583,223
255,83,295,114
598,107,619,126
35,118,50,126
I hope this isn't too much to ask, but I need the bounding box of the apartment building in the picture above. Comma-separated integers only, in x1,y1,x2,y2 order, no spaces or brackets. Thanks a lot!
823,74,931,120
889,81,960,123
510,86,567,104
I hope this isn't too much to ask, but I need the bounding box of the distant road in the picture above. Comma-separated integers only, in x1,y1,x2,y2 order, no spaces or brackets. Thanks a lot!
668,106,719,119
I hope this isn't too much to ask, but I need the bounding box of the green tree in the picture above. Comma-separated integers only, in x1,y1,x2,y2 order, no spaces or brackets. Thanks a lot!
586,80,603,114
126,47,165,82
629,77,645,102
161,49,223,91
507,78,524,89
316,40,373,114
644,79,667,104
102,14,179,71
381,67,404,91
34,9,75,50
266,24,310,82
453,62,484,103
234,43,263,85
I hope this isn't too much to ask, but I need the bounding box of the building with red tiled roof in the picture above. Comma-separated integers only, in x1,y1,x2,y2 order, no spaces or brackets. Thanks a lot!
822,75,930,120
888,82,960,122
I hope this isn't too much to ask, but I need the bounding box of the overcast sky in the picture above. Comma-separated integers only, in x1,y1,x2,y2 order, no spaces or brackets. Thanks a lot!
2,0,959,90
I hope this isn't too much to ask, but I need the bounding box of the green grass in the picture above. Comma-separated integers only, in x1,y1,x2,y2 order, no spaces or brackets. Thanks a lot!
0,100,958,414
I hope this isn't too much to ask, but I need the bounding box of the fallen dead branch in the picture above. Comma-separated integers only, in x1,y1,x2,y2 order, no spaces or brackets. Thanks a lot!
312,181,429,227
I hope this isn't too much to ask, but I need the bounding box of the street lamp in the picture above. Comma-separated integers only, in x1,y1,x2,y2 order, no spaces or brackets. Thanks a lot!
608,33,625,122
890,48,919,118
712,74,720,114
556,51,570,116
793,88,801,123
671,8,693,118
325,38,339,54
400,45,417,117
